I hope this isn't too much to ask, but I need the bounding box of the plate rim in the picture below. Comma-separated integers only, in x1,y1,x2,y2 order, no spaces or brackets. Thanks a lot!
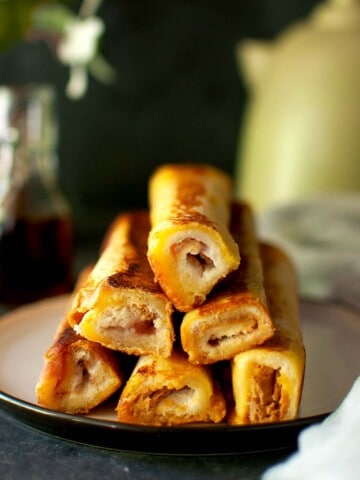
0,389,330,455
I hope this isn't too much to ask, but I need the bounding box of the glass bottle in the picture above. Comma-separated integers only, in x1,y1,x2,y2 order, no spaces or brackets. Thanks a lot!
0,84,74,306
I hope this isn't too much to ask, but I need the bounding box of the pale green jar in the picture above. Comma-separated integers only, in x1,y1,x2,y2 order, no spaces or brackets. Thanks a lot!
235,0,360,212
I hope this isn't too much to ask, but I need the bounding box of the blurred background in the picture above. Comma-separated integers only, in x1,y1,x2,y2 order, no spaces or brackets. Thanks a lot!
0,0,321,246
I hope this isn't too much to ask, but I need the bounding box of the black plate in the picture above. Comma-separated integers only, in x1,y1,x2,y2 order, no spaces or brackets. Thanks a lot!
0,391,329,455
0,296,359,455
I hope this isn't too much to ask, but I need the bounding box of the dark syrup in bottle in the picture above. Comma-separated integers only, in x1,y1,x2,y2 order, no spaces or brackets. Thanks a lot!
0,214,73,306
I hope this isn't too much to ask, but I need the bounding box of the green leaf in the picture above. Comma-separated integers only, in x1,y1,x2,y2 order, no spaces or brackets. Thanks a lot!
31,3,75,36
0,1,76,50
0,1,35,49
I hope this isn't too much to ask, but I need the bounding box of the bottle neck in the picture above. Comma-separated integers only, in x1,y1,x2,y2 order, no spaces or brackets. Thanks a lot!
0,85,70,223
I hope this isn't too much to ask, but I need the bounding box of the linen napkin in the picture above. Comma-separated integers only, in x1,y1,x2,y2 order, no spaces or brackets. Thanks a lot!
257,194,360,302
262,376,360,480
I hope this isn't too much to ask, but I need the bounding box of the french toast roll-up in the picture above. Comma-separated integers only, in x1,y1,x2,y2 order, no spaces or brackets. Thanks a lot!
147,163,240,312
67,211,175,358
116,350,226,426
229,243,306,425
181,202,275,364
35,267,123,414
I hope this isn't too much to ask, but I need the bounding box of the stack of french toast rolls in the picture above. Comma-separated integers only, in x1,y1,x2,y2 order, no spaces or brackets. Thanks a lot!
36,164,306,426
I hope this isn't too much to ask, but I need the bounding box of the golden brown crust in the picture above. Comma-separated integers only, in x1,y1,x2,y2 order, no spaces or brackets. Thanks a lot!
36,328,123,414
51,265,94,339
35,267,123,414
67,211,175,357
180,202,275,364
228,242,305,424
147,163,240,312
116,350,226,426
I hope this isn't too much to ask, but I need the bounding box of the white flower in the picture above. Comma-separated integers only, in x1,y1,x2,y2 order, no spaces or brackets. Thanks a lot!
57,16,104,66
57,16,110,99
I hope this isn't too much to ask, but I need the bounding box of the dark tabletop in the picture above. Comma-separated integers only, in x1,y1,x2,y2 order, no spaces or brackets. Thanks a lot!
0,407,295,480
